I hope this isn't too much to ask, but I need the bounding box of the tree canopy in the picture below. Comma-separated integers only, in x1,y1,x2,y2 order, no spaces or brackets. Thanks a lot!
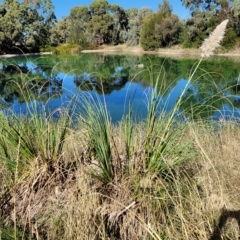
140,0,181,50
0,0,240,53
0,0,56,53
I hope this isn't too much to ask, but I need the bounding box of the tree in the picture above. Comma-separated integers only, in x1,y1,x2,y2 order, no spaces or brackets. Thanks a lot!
140,0,181,50
50,17,69,45
181,0,234,13
181,0,239,48
140,14,160,50
0,0,56,53
68,6,92,46
67,0,128,46
156,14,182,47
109,4,128,44
88,0,113,44
23,0,56,49
120,7,152,46
0,0,25,52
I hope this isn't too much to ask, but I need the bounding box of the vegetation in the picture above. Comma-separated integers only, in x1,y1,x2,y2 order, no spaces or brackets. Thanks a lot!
51,0,240,51
1,0,240,54
181,0,240,48
140,0,182,50
0,0,56,53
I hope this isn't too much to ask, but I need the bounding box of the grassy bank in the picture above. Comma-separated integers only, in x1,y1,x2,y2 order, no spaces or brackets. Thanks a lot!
0,73,239,239
0,105,240,239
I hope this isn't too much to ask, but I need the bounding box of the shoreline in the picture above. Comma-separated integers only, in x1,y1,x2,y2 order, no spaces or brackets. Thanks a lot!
0,52,53,58
1,47,240,58
81,45,240,58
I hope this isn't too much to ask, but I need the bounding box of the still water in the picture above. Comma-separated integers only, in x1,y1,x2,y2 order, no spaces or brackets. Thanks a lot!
0,53,240,122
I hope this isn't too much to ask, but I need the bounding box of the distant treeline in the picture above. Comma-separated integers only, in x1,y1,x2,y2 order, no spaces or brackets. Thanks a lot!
0,0,240,53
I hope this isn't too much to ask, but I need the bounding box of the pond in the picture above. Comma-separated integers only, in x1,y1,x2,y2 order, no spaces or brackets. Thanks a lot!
0,53,240,123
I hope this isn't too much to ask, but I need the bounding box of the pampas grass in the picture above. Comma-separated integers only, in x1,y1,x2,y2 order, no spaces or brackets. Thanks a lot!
200,19,229,57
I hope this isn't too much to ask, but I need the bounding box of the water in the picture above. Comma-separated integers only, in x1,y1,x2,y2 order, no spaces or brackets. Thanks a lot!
0,53,240,123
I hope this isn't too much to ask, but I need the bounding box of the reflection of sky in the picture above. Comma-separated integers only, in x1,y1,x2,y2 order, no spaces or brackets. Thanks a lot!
213,104,240,121
100,82,148,122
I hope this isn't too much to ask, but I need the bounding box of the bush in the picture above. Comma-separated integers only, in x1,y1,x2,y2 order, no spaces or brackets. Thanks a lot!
222,28,237,49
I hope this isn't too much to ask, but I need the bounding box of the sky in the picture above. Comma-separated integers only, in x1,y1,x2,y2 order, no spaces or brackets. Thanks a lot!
52,0,191,20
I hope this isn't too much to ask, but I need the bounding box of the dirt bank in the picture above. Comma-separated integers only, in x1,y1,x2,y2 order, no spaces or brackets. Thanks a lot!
81,45,240,58
0,52,53,58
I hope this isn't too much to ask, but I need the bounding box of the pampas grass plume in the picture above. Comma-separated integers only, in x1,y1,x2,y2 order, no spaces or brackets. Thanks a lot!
200,19,229,57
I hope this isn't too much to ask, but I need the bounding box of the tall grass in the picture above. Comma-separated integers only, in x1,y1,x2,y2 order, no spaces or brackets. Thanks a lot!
78,85,115,183
0,84,71,179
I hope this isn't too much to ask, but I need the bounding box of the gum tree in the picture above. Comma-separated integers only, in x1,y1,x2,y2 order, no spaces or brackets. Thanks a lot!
0,0,56,53
181,0,240,48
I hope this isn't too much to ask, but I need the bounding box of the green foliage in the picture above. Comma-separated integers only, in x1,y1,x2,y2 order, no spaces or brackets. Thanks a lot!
222,28,237,49
155,14,182,47
120,7,152,46
52,44,83,55
0,0,56,53
180,0,232,12
181,0,240,50
67,6,92,46
0,82,71,180
50,17,69,45
0,225,25,240
66,0,128,47
140,0,181,50
140,14,160,51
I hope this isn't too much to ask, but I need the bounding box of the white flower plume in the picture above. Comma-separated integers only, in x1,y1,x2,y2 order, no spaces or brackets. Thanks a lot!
200,19,229,58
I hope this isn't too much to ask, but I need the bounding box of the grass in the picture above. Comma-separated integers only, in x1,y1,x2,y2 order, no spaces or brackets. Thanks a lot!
0,97,239,240
1,45,240,238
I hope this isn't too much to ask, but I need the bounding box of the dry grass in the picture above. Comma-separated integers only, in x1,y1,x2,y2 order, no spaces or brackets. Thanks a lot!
1,119,240,239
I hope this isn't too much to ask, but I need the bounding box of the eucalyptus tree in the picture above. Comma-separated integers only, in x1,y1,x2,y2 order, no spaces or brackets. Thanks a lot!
181,0,234,12
50,17,69,45
67,0,128,46
23,0,56,49
0,0,25,52
155,0,181,47
109,4,128,44
68,6,92,46
120,7,152,46
181,0,240,48
88,0,113,44
0,0,56,53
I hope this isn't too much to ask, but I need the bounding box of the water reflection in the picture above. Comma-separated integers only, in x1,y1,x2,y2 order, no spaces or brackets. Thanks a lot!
0,54,239,122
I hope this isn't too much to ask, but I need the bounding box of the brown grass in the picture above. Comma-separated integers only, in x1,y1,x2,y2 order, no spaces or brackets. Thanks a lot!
1,120,240,239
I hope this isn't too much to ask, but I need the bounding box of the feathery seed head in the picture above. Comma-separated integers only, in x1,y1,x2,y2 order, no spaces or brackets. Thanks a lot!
200,19,229,58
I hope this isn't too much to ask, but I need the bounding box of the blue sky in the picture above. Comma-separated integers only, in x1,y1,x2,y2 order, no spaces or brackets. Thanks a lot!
52,0,190,20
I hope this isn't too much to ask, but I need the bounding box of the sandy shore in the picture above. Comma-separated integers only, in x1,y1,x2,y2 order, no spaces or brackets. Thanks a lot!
0,52,53,58
81,45,240,58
